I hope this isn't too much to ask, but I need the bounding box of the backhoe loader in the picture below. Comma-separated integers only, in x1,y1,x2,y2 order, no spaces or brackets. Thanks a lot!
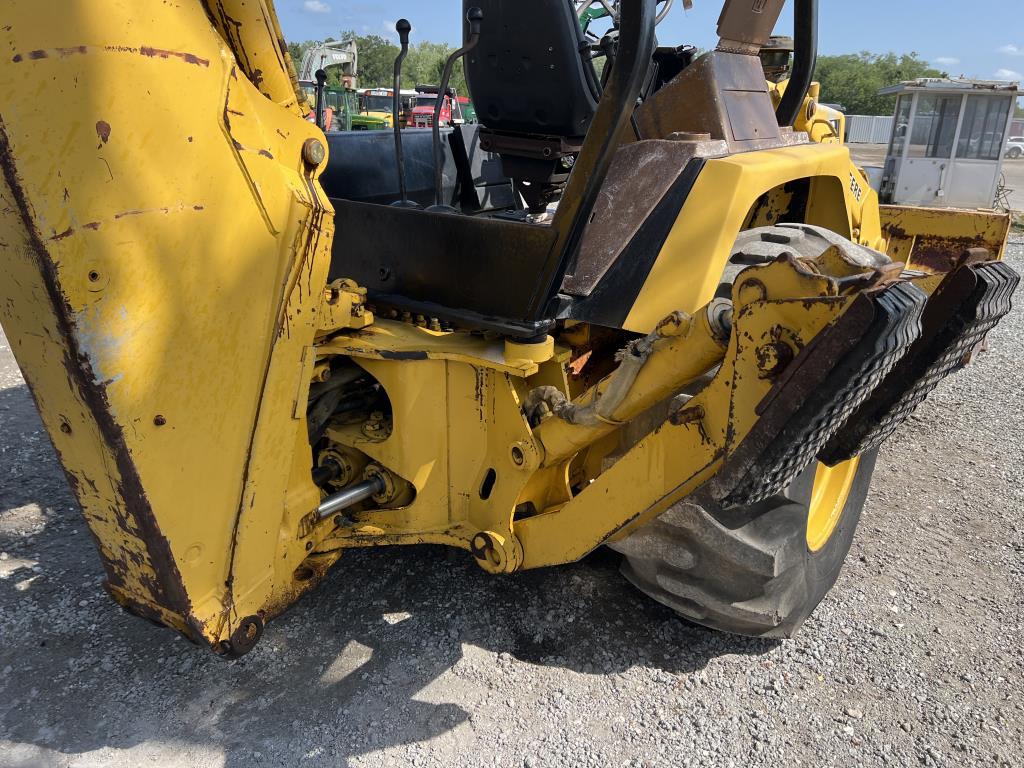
0,0,1017,657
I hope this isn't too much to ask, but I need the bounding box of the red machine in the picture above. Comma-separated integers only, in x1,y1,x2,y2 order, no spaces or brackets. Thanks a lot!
409,84,464,128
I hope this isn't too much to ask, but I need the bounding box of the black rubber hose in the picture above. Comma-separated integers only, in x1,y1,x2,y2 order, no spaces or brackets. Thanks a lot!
776,0,818,128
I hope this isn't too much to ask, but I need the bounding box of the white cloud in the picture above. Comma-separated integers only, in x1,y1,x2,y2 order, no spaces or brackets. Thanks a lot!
995,68,1023,81
933,57,959,66
303,0,330,13
998,44,1023,56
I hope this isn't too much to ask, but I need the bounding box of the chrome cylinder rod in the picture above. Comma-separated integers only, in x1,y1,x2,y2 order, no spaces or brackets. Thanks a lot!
317,476,386,520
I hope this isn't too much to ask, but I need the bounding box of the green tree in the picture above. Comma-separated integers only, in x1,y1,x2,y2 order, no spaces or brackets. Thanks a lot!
344,32,399,88
402,41,468,95
404,41,448,86
815,52,946,115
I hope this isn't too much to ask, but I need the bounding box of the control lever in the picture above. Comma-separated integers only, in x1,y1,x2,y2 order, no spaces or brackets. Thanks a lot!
598,33,616,88
427,7,483,213
390,19,419,208
314,68,328,131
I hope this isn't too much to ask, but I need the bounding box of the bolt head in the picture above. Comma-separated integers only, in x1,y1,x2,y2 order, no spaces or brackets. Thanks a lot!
302,138,326,167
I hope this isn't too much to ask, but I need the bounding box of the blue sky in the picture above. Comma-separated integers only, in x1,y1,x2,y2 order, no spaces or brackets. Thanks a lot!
279,0,1024,86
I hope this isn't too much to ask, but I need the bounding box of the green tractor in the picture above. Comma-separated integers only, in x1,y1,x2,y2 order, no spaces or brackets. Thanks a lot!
299,81,389,132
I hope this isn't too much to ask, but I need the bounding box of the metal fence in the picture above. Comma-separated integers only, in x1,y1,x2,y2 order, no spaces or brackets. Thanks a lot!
846,115,894,144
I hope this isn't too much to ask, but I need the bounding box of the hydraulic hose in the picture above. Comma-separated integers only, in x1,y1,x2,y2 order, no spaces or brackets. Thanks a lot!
775,0,818,128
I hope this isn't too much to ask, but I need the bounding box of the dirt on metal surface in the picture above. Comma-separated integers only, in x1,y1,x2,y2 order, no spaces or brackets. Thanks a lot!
1,244,1023,767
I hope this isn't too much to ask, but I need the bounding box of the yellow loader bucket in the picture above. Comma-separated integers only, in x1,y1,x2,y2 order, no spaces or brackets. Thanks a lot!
880,205,1012,273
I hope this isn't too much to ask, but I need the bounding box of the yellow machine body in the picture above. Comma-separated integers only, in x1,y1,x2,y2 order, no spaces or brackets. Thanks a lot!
769,80,847,146
0,0,1014,653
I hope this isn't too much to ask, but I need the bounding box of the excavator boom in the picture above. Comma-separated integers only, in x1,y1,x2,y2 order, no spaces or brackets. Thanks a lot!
297,39,359,84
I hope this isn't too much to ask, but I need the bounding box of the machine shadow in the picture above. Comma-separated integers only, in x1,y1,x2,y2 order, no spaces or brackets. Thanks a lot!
0,380,778,766
0,384,78,515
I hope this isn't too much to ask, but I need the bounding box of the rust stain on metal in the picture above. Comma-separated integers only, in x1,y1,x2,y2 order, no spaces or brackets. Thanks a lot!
884,219,989,274
880,207,1011,274
114,208,151,219
47,221,102,241
138,46,210,67
907,237,986,274
12,45,209,67
12,46,88,62
230,136,276,160
113,203,203,220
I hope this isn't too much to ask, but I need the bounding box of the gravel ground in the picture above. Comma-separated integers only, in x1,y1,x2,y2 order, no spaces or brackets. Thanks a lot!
1,241,1023,768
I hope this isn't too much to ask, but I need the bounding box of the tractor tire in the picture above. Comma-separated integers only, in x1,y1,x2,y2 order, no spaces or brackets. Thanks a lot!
612,224,887,638
716,222,890,298
610,451,878,638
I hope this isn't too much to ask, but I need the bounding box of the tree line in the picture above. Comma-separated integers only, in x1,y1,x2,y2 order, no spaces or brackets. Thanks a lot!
814,52,945,114
289,34,1020,118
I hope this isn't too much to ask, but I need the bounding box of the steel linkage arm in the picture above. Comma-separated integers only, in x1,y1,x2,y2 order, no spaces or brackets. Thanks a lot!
517,256,927,569
527,303,732,465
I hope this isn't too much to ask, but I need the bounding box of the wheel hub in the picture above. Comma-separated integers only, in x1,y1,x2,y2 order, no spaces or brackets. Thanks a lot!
806,458,860,552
